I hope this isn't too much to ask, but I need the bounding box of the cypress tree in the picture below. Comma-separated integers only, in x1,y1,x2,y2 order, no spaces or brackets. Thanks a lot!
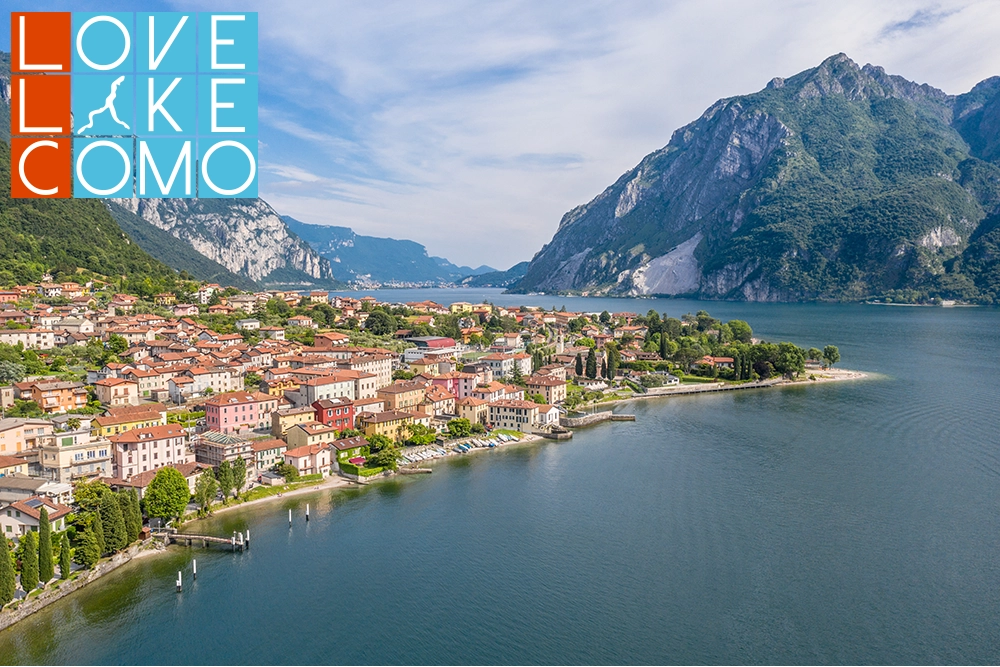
92,512,106,556
129,489,143,538
20,530,38,592
118,491,139,545
38,507,53,585
659,330,669,360
60,533,71,579
575,353,583,376
0,535,15,605
585,348,597,379
601,359,608,379
77,528,101,569
100,491,128,553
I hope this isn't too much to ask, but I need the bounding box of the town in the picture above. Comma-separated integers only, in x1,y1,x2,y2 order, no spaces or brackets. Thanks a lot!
0,278,843,611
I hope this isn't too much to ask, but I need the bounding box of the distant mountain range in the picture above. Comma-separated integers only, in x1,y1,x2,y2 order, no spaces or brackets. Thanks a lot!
460,261,529,287
514,54,1000,304
281,215,496,284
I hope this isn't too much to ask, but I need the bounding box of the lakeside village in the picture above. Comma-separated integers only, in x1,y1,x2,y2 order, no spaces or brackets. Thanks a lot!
0,278,844,609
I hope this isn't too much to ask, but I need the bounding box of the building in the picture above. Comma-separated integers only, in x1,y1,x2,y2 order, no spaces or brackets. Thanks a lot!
93,377,141,407
92,406,166,438
0,418,54,455
283,443,332,477
430,371,478,400
192,431,254,475
250,438,287,471
480,352,532,380
283,374,357,408
122,367,166,398
312,398,355,431
0,455,28,477
1,496,72,541
330,435,368,470
112,462,213,498
236,318,261,330
27,380,88,414
525,375,568,405
456,397,489,424
285,422,343,450
0,475,73,505
110,424,193,481
203,391,280,434
39,425,113,483
377,381,426,412
403,336,461,363
271,406,317,437
487,399,551,432
356,410,414,442
0,328,56,350
419,384,455,417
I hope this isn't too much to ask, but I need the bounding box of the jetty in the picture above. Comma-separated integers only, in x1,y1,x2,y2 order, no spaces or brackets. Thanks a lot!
162,529,250,552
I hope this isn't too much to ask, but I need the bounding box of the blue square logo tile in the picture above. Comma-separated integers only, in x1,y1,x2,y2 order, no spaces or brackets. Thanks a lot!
74,74,134,136
137,75,195,136
199,13,257,72
138,139,195,197
73,13,134,73
199,138,257,197
198,75,257,136
137,13,196,73
74,137,134,197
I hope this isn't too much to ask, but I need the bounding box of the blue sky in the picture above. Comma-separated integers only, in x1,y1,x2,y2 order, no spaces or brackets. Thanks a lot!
6,0,1000,269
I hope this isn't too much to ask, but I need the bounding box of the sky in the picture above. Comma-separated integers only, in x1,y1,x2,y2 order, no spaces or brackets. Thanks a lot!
5,0,1000,269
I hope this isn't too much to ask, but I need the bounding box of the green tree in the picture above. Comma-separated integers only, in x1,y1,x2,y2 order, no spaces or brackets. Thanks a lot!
447,418,472,438
807,347,822,361
231,457,247,497
0,535,15,605
585,347,597,379
73,479,112,514
601,359,608,379
20,530,38,592
217,460,234,502
728,320,753,343
194,469,219,515
606,343,621,380
107,334,128,355
659,329,670,359
38,507,53,585
92,513,106,556
275,462,299,481
145,467,191,521
100,490,128,553
823,345,841,368
0,360,26,384
365,311,397,336
575,353,583,376
59,533,71,580
366,433,394,453
128,489,143,539
369,443,400,471
118,491,139,544
244,372,261,390
77,528,101,569
599,310,611,324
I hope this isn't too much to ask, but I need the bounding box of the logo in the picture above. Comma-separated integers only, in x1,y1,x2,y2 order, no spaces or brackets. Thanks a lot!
10,12,258,198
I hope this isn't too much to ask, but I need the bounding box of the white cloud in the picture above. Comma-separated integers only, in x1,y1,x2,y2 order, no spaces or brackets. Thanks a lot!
171,0,1000,268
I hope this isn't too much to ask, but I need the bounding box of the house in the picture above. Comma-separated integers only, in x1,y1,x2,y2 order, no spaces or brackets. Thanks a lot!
330,435,368,469
285,422,343,450
203,391,280,434
480,352,532,379
110,424,193,481
356,410,414,442
111,462,213,498
236,318,260,331
250,438,287,471
0,476,73,505
352,396,385,415
0,455,28,477
430,371,478,400
377,381,426,411
402,336,460,363
93,377,141,407
525,375,568,405
419,384,455,417
283,374,359,408
314,331,349,347
488,399,551,432
1,496,72,541
154,293,176,306
271,406,317,437
92,404,168,438
312,398,354,431
192,432,254,474
260,326,285,340
173,304,200,317
0,418,54,455
122,367,166,398
699,355,735,369
27,380,88,413
283,443,332,477
0,328,56,350
456,397,489,424
39,425,114,482
287,315,317,329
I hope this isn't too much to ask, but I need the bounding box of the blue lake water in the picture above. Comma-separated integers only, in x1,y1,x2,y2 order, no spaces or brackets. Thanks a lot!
1,293,999,664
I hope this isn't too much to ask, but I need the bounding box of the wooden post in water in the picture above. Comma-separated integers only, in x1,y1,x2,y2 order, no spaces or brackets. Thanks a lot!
289,509,292,526
245,529,250,548
193,559,197,580
176,571,182,592
306,503,310,521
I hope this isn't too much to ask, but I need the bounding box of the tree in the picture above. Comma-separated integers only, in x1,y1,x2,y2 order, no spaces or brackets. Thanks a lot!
823,345,840,368
447,418,472,438
599,310,611,324
59,534,71,580
20,530,38,592
366,433,394,453
73,479,112,514
77,528,101,569
217,460,234,502
575,353,583,376
365,311,397,336
601,359,608,379
659,329,670,360
0,360,26,384
244,372,261,390
66,417,81,431
145,467,191,521
728,320,753,343
38,507,53,585
118,491,139,544
100,491,128,553
606,343,621,380
369,443,400,471
107,334,128,355
807,347,822,361
0,535,15,605
92,513,106,556
128,489,143,539
194,470,219,515
405,423,437,446
275,462,299,481
231,457,247,498
585,347,597,379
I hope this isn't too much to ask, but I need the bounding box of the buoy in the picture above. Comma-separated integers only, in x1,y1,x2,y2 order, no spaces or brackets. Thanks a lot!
193,559,197,580
176,571,182,592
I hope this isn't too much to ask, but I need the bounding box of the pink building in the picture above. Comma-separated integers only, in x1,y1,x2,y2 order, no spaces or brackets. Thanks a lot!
430,371,478,400
110,424,193,480
203,391,280,434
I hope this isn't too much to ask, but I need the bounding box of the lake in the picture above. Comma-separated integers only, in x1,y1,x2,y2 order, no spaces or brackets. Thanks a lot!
2,292,999,664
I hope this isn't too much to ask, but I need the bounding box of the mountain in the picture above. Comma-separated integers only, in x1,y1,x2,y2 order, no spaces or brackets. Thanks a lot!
281,215,495,284
111,199,341,288
105,202,258,290
460,261,529,287
514,54,1000,303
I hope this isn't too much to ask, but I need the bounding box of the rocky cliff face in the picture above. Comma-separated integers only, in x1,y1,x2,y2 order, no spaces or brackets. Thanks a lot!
515,54,1000,303
112,198,336,285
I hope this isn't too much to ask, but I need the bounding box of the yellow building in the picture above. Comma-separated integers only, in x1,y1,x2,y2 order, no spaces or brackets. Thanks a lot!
449,302,473,314
409,359,439,377
357,410,414,442
271,406,316,437
455,397,489,424
91,410,166,438
0,418,54,455
377,382,426,411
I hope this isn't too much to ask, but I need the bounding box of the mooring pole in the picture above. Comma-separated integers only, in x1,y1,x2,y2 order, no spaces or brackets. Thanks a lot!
245,529,250,548
193,559,197,580
306,503,310,521
176,571,182,592
289,509,292,526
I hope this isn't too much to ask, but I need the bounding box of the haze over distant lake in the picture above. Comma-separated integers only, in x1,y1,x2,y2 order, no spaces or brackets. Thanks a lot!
3,294,999,665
